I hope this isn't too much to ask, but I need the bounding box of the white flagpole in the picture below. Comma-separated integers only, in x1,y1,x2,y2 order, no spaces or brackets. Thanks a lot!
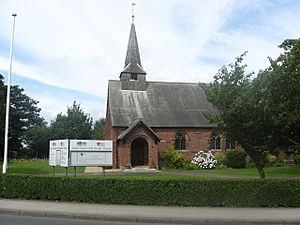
2,13,17,174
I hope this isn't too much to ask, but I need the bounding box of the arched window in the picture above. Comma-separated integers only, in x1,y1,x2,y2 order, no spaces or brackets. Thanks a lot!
225,139,236,150
174,130,186,150
209,136,221,149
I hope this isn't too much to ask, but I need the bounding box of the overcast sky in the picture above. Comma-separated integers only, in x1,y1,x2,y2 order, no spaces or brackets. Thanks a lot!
1,0,300,123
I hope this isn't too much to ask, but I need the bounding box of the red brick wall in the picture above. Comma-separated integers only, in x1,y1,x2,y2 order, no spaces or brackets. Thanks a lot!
104,110,223,167
152,127,214,160
104,111,126,168
106,126,222,168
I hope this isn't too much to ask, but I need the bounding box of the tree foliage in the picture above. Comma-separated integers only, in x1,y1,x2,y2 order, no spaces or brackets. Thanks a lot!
1,75,99,159
24,125,50,158
50,101,93,140
92,118,106,140
26,101,96,158
203,39,300,178
203,53,270,178
259,39,300,151
0,75,45,158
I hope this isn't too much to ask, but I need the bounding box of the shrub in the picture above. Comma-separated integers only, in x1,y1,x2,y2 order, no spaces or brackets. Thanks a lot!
191,151,217,169
273,161,284,167
293,150,300,165
1,175,300,207
225,150,246,168
184,163,199,170
214,152,226,168
246,159,256,168
161,146,185,169
265,154,277,167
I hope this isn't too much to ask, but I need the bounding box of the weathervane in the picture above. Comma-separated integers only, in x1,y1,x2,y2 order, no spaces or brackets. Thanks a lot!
132,2,136,23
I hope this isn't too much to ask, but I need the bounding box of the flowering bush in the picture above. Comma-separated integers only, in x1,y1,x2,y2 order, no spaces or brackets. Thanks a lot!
191,151,217,169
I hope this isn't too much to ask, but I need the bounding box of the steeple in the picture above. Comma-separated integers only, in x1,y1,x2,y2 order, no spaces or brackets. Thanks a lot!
121,23,146,75
121,23,146,74
120,4,147,91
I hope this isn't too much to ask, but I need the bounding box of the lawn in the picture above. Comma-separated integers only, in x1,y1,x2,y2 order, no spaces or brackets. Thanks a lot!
0,160,211,179
164,166,300,177
0,160,84,175
0,160,299,178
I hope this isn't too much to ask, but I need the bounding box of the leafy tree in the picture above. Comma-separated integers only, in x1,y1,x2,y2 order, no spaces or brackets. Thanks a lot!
203,39,300,178
259,39,300,152
24,125,50,158
9,86,45,153
50,101,93,139
92,118,106,140
0,74,45,158
202,53,271,178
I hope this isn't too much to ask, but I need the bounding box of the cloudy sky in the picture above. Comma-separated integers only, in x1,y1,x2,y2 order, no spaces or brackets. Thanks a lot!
1,0,300,123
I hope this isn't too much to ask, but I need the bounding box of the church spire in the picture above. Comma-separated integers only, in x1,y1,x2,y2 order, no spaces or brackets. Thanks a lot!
121,3,146,75
120,3,147,91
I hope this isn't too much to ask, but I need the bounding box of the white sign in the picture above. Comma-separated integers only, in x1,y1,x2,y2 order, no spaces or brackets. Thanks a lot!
49,139,69,167
70,140,113,166
70,152,112,166
70,140,112,151
49,141,56,166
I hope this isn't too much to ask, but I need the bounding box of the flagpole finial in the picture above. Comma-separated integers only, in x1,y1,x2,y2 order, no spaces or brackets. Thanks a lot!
131,2,136,23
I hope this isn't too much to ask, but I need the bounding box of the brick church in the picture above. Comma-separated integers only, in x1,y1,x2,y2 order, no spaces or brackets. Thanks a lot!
104,20,230,169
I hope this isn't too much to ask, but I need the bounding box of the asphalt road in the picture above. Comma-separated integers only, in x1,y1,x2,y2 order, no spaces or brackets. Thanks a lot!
1,199,300,225
0,214,186,225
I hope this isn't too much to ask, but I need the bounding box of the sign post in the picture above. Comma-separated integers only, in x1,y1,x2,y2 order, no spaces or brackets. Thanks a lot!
49,139,113,176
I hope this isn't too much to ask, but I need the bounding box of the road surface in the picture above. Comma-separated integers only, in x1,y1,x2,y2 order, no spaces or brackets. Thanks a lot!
0,214,185,225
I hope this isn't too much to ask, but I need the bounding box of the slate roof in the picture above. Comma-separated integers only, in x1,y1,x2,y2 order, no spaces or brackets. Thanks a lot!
120,23,146,75
117,118,160,142
107,80,218,128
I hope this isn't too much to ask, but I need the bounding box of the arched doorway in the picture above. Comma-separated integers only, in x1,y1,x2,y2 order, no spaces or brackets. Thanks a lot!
131,138,148,166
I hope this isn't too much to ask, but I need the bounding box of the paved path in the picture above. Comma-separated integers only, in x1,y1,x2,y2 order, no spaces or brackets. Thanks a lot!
1,199,300,224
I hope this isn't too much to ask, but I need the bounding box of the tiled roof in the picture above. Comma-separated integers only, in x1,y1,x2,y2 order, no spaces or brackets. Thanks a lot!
108,80,218,128
117,118,160,142
121,23,146,75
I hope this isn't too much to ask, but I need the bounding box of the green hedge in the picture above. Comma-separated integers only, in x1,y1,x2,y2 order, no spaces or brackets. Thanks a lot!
1,175,300,207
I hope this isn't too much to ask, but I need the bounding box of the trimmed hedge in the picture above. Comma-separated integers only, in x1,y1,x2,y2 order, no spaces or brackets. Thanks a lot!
1,175,300,207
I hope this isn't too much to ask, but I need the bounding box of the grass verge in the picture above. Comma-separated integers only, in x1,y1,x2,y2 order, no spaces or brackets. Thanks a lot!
164,166,300,177
0,160,84,175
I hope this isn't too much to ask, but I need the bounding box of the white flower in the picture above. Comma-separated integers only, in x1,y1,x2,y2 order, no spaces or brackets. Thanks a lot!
191,150,217,169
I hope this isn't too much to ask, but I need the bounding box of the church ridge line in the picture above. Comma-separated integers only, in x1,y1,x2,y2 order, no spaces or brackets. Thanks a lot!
108,79,204,85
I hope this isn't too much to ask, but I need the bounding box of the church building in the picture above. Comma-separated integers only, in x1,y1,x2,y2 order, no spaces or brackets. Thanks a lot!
104,20,225,169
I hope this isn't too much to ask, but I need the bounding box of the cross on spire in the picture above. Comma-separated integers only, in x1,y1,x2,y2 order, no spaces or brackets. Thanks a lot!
131,2,136,23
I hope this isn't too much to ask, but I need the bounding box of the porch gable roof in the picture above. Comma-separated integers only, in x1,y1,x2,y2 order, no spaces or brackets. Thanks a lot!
117,118,160,143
